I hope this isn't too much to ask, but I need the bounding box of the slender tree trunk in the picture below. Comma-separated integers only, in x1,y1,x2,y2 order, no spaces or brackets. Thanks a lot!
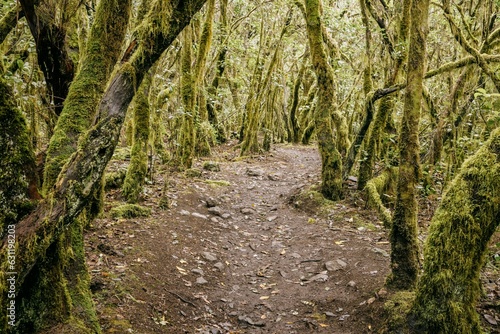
122,72,152,203
19,0,75,115
206,0,228,143
290,51,308,143
388,0,430,290
304,0,345,200
177,25,196,168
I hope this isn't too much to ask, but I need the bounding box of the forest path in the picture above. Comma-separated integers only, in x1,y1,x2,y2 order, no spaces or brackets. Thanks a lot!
86,143,392,334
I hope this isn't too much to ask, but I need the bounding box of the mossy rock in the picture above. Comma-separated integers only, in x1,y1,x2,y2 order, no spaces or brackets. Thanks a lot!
104,170,127,190
290,185,335,215
185,168,202,178
203,161,221,172
110,204,151,219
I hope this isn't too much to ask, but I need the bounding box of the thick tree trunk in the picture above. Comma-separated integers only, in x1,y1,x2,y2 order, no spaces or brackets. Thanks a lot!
388,0,430,290
409,127,500,333
14,1,133,332
0,0,207,332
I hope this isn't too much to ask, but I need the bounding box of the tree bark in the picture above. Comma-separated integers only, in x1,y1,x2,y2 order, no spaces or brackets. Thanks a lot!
388,0,430,290
19,0,75,116
304,0,346,200
0,0,207,332
409,127,500,333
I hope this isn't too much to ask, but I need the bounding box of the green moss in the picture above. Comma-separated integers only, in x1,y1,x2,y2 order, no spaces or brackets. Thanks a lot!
384,291,415,333
409,128,500,334
110,204,151,219
176,25,196,169
122,73,151,203
304,0,346,200
365,168,397,227
43,0,133,192
203,161,221,172
185,168,202,178
0,75,38,231
112,147,131,161
104,170,127,190
291,186,335,215
203,179,231,187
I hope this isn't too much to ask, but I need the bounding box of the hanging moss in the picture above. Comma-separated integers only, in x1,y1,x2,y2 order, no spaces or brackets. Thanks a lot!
408,127,500,334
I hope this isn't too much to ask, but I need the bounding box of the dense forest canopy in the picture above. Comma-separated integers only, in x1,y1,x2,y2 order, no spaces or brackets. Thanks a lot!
0,0,499,332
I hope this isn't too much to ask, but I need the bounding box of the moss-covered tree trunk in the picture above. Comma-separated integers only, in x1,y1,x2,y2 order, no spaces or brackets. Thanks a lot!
122,72,152,203
0,0,207,332
388,0,429,290
19,0,75,115
177,25,197,169
357,0,411,190
408,127,500,333
289,51,308,143
206,0,228,143
0,72,39,233
14,1,132,333
0,4,24,45
194,0,216,157
304,0,345,200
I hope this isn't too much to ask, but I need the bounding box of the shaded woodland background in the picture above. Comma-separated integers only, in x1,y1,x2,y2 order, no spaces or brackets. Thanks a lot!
0,0,499,333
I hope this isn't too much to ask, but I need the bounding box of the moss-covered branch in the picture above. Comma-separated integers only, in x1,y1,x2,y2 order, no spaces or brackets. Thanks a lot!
364,167,397,227
0,4,23,45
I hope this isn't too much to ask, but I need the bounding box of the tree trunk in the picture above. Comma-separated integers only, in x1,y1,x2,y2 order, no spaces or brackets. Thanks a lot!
388,0,430,290
0,73,39,233
12,1,133,332
409,127,500,333
304,0,346,200
122,72,152,203
19,0,75,116
177,25,197,169
0,0,207,332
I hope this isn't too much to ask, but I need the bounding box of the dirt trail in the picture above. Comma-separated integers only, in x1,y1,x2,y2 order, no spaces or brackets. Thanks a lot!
87,144,392,333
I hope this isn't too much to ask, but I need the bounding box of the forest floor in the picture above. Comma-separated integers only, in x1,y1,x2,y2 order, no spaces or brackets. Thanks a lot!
85,141,500,334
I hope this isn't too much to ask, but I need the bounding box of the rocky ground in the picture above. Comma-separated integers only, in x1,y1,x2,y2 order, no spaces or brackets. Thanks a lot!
85,142,500,333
